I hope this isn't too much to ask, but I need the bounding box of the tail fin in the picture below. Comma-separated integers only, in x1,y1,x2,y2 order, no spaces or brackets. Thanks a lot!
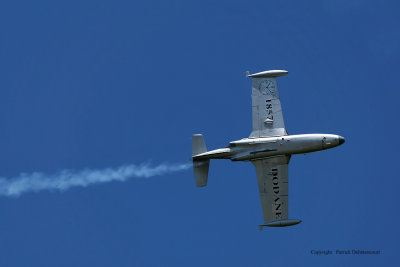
192,134,209,187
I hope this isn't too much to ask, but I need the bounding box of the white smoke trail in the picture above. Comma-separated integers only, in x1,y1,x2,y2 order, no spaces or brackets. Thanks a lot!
0,162,191,197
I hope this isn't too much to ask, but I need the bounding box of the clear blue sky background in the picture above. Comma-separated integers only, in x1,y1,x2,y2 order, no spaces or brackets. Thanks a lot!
0,0,399,266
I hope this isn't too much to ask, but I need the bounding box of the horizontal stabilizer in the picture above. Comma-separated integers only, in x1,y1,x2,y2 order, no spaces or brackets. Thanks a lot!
192,134,209,187
193,159,210,187
192,134,207,156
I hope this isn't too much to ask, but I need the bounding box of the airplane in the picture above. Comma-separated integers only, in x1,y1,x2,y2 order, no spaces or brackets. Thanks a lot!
192,69,345,229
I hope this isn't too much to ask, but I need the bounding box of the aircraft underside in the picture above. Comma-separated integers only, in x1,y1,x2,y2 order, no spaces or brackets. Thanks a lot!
192,70,345,229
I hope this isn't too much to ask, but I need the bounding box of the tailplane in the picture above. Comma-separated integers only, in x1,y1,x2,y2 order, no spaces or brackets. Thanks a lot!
192,134,207,156
192,134,210,187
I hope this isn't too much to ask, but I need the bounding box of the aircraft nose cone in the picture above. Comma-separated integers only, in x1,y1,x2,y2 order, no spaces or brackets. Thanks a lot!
338,136,345,145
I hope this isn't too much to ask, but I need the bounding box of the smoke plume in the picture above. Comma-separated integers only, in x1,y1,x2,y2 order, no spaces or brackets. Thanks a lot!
0,162,191,197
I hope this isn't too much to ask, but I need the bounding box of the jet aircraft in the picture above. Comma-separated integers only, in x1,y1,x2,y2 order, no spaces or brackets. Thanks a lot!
192,70,345,229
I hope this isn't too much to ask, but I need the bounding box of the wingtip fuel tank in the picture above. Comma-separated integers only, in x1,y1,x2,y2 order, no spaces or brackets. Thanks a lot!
259,219,302,230
247,69,288,78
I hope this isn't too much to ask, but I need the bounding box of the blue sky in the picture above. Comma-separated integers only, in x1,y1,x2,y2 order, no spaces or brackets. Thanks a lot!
0,0,399,266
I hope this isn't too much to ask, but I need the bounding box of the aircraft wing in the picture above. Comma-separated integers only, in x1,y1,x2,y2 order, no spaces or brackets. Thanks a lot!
247,70,288,138
251,155,301,228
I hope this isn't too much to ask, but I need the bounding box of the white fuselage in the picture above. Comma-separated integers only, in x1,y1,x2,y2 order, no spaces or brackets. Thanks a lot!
193,134,345,161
